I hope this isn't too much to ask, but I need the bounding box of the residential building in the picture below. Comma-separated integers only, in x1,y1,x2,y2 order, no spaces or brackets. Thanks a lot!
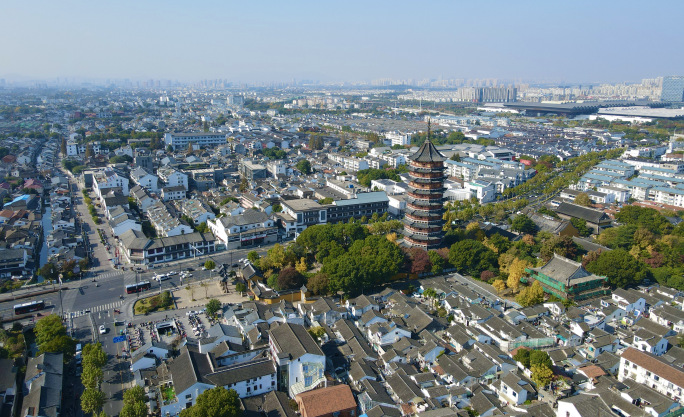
177,199,215,225
161,345,276,416
130,167,159,193
280,199,327,235
268,323,326,398
0,248,28,278
147,202,193,237
158,168,189,191
161,186,186,201
22,353,63,417
119,229,217,265
164,132,228,150
327,154,369,172
661,76,684,102
326,192,389,224
295,385,357,417
619,347,684,402
385,132,411,147
93,167,129,198
207,210,278,250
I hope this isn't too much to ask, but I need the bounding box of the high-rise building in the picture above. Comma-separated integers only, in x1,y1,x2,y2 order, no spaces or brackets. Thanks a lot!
403,125,447,250
661,76,684,102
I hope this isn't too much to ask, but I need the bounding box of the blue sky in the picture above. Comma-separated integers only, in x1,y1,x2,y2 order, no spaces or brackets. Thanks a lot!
1,0,683,84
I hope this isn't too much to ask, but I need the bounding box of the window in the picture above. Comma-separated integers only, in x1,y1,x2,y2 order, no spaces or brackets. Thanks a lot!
647,372,652,377
305,376,312,386
655,375,660,381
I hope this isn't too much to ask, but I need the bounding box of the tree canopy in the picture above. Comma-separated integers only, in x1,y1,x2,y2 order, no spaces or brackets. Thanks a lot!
448,240,498,277
585,248,652,288
179,387,241,417
35,314,76,362
511,214,537,234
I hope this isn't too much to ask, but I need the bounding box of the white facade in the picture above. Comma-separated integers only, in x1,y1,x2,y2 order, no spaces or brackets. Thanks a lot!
327,153,369,172
164,132,228,150
619,348,684,402
385,132,411,146
158,168,189,191
465,180,496,203
652,187,684,208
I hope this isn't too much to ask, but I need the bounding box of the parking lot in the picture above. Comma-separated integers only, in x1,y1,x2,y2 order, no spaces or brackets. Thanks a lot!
126,310,214,354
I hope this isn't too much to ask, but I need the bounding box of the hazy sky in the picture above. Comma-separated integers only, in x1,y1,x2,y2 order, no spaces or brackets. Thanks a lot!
1,0,683,84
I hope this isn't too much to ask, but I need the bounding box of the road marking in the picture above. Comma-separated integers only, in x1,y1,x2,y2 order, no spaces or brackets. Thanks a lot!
65,300,124,318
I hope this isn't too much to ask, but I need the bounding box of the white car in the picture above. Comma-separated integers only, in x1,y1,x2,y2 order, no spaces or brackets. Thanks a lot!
99,325,106,335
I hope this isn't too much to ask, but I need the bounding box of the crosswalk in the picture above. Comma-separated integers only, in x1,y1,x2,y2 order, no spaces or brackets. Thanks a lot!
67,300,124,318
95,270,126,280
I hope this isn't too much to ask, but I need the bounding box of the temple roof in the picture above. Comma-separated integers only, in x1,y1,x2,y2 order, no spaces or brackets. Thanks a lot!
409,139,447,163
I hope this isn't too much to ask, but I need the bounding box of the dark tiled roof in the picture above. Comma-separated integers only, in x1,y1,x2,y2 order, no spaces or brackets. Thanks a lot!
269,323,324,359
409,140,446,163
555,202,610,224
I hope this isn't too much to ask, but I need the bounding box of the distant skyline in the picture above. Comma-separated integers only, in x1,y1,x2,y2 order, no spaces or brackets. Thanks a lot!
1,0,683,85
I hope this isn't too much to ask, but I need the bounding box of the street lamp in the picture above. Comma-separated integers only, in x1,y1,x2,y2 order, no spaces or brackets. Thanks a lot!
58,273,64,319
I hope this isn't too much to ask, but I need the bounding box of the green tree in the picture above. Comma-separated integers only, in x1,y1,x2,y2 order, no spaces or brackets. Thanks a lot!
531,364,554,388
81,364,104,390
323,234,404,295
110,155,133,164
296,159,312,175
60,138,67,155
448,240,498,277
247,251,260,264
530,350,552,369
307,273,329,295
81,387,106,416
120,386,148,417
513,349,531,368
511,214,537,234
37,263,58,281
204,260,216,270
239,176,248,193
179,387,241,417
235,283,247,294
573,193,592,207
206,299,221,317
82,343,107,369
585,249,652,288
540,235,581,262
428,250,447,274
570,218,591,237
35,314,76,362
307,326,326,341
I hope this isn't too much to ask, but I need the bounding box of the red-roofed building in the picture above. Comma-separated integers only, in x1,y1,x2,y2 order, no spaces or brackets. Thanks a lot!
295,385,357,417
1,155,16,164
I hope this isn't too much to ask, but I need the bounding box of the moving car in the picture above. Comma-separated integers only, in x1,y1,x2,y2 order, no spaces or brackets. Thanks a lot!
99,325,106,334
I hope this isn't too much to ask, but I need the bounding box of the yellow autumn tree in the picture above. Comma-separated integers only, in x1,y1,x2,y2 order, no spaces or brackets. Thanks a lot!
295,257,308,273
506,258,531,292
492,280,507,294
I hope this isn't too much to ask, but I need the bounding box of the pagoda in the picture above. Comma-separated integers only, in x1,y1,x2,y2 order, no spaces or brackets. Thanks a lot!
403,122,447,250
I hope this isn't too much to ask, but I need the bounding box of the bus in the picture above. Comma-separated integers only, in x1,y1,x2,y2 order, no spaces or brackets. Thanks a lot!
125,281,151,294
14,300,46,315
